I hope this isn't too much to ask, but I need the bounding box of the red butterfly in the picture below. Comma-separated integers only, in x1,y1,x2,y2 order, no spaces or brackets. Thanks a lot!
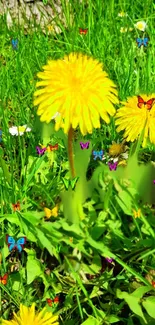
137,96,155,111
0,274,8,285
79,28,88,35
48,144,58,151
46,297,59,307
12,203,20,211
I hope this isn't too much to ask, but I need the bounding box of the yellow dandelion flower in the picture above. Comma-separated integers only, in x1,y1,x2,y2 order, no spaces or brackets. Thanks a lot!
2,303,59,325
34,52,119,136
133,209,141,218
134,21,147,32
115,94,155,147
109,141,125,156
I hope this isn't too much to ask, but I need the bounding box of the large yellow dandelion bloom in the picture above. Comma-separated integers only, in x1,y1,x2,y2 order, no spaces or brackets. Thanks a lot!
33,52,119,135
2,303,59,325
115,94,155,147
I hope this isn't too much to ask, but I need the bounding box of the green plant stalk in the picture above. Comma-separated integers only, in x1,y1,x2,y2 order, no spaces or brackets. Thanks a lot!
0,156,11,185
113,255,152,287
76,286,84,320
140,214,155,239
137,248,155,262
68,127,76,178
65,257,98,318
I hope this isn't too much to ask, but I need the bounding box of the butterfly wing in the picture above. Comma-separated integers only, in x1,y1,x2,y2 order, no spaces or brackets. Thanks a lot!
144,37,149,46
80,142,84,149
136,38,142,47
92,151,97,160
16,237,26,252
12,39,18,49
108,162,112,170
71,177,79,190
137,96,145,108
36,146,46,155
46,299,53,307
49,144,58,151
79,28,88,35
137,208,141,217
99,150,103,158
83,29,88,34
85,141,90,149
62,178,70,190
113,162,118,170
0,274,8,285
146,98,155,110
36,146,41,154
12,203,20,211
54,297,59,303
6,235,16,251
108,162,117,170
44,207,52,219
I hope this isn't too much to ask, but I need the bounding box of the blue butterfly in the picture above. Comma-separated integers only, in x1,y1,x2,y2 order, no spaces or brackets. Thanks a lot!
136,38,148,48
0,129,2,142
6,235,26,253
92,150,104,160
11,39,18,50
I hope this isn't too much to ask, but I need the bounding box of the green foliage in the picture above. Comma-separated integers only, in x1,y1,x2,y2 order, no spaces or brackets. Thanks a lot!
0,0,155,324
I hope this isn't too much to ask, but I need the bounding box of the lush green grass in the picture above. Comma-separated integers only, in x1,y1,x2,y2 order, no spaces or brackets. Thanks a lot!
0,0,155,324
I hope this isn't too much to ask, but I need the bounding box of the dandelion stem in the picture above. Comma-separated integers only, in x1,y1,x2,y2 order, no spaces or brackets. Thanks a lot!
68,127,76,178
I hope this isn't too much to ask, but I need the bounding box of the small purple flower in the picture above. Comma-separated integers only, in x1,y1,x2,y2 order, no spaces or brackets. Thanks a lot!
153,180,155,184
105,257,113,263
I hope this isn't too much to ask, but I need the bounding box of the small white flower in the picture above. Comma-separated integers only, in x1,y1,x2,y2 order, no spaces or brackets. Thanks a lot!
134,21,147,32
9,125,31,136
121,152,129,160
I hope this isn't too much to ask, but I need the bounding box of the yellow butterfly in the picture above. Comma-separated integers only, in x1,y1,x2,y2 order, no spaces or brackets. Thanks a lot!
44,205,59,219
133,209,141,218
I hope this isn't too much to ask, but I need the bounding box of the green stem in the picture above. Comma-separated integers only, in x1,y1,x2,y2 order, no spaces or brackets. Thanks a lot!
68,127,76,178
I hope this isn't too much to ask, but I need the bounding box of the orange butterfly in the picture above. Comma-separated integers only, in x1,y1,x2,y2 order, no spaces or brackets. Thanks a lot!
79,28,88,35
48,144,58,151
46,297,59,307
0,274,8,285
12,203,20,211
137,96,155,111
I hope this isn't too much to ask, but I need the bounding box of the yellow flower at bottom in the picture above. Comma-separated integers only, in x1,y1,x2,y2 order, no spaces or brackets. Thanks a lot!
115,94,155,147
34,52,119,135
2,303,59,325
